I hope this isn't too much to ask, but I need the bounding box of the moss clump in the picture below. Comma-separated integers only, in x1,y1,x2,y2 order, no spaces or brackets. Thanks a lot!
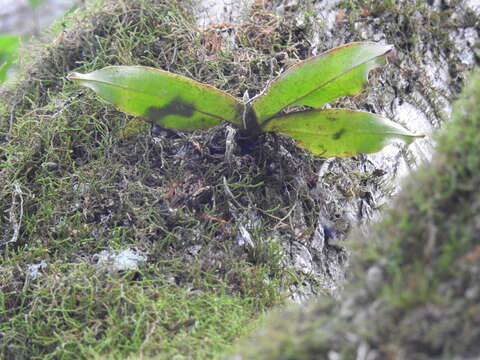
1,262,264,359
0,0,311,358
228,68,480,359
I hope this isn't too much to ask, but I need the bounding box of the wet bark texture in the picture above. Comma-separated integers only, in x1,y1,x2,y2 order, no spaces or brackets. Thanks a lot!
226,1,480,358
206,0,479,299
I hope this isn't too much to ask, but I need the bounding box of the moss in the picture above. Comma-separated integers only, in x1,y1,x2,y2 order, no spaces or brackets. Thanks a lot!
1,262,266,359
0,0,311,358
2,0,375,358
377,69,480,303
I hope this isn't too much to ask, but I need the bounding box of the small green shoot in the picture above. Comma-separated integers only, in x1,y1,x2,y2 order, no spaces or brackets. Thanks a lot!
67,42,424,157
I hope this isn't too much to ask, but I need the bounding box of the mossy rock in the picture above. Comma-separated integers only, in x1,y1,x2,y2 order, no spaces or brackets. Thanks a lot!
0,0,478,359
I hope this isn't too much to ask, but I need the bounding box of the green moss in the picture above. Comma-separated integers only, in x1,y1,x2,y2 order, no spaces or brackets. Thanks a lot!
371,70,480,297
1,262,266,359
0,0,310,358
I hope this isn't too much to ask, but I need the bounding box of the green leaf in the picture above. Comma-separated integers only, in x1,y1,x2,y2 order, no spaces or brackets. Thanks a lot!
252,42,392,124
263,109,424,157
67,66,243,131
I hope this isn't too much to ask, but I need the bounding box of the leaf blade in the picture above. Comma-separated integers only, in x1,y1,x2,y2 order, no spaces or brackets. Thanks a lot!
291,56,386,107
67,66,243,131
263,109,424,157
252,42,392,123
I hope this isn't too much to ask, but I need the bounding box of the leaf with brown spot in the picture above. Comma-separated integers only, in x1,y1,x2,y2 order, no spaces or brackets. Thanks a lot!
263,109,424,157
67,66,243,132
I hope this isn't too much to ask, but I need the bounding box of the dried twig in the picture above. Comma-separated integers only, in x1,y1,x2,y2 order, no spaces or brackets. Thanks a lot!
5,183,24,245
